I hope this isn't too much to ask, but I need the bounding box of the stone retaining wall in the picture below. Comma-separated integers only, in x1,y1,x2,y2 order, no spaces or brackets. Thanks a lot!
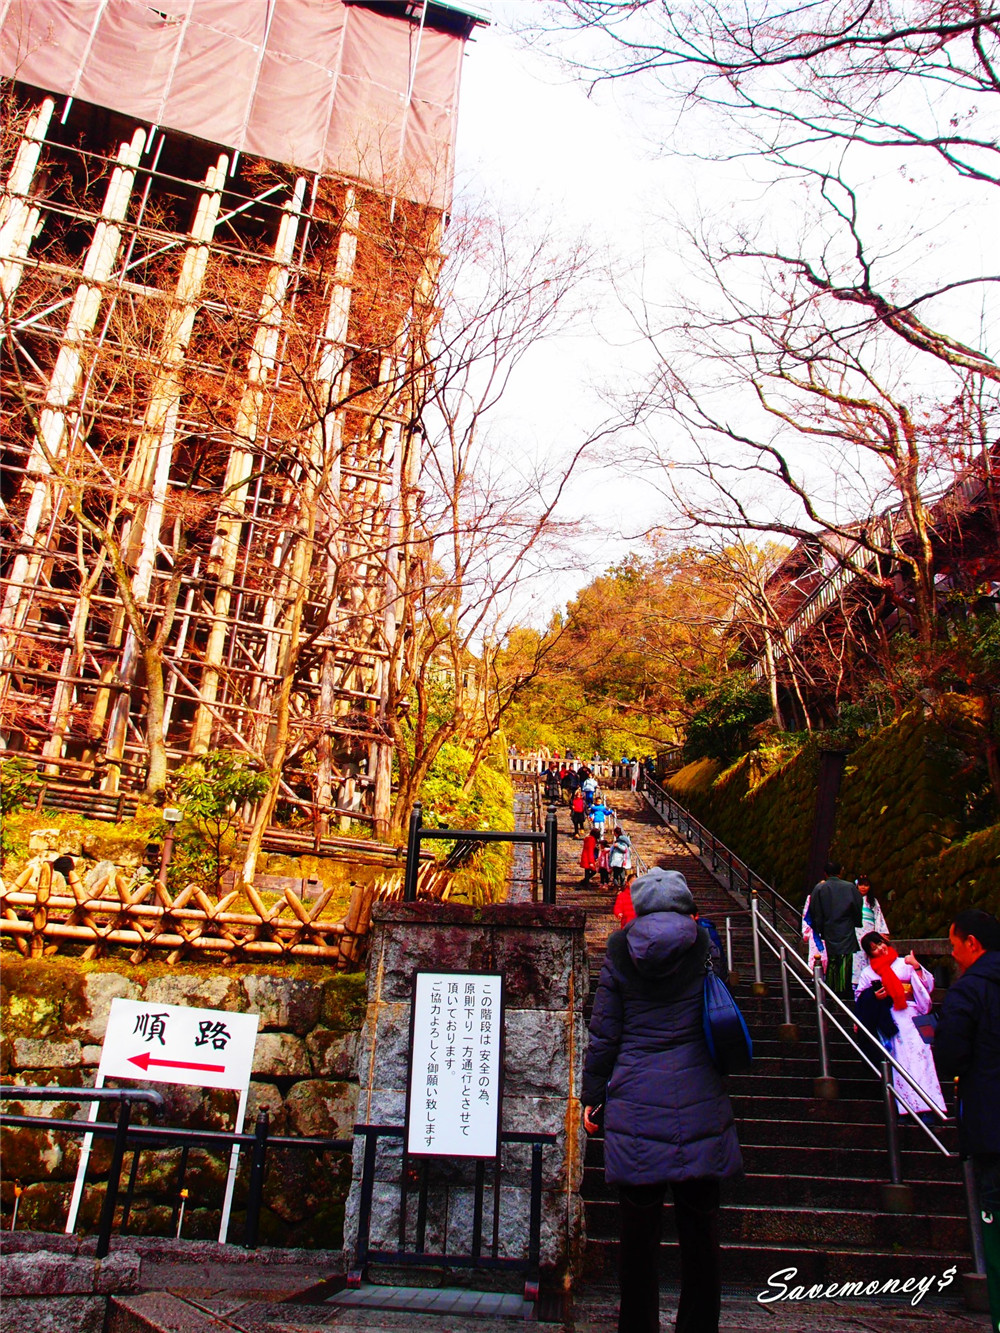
0,955,366,1247
344,901,588,1285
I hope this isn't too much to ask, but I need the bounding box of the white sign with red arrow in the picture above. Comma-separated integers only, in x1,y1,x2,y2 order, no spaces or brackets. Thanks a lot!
65,999,259,1244
98,999,258,1091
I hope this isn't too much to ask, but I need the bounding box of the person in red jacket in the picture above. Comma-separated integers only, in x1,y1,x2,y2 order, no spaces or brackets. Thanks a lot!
580,831,598,886
612,873,638,929
570,791,587,837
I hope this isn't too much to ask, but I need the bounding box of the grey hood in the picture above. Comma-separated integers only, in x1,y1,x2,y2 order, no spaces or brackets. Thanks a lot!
625,869,699,978
630,869,696,917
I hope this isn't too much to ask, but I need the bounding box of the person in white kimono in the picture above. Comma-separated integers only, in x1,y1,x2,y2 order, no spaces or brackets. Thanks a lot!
852,874,889,990
855,932,945,1121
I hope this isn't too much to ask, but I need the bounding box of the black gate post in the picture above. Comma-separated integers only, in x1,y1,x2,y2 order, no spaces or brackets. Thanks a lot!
403,802,423,902
96,1097,132,1258
542,805,558,904
243,1107,270,1248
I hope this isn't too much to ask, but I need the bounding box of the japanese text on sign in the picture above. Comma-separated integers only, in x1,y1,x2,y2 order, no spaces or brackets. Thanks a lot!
407,972,502,1157
99,999,258,1092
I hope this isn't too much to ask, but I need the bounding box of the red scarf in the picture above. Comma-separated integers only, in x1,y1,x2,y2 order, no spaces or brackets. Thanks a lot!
870,948,907,1010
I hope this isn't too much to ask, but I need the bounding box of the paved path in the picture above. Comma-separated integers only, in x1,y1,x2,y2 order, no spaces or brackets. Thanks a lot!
116,1280,993,1331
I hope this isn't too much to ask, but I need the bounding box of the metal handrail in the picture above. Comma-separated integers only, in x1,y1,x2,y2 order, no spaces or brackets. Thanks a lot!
636,785,983,1267
0,1086,164,1109
642,776,801,933
0,1089,351,1255
751,910,951,1153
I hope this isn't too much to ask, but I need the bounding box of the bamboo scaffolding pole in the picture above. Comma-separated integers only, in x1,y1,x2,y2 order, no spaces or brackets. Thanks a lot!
0,97,56,302
191,177,308,753
0,125,149,678
102,155,229,784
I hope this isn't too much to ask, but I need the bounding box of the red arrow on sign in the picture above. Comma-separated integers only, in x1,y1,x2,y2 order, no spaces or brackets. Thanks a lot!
127,1051,226,1074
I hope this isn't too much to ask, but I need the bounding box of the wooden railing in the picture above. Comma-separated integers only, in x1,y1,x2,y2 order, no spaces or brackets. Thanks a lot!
0,856,449,968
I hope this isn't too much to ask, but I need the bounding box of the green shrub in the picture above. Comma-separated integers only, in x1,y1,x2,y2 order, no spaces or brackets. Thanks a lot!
418,739,514,906
683,672,772,763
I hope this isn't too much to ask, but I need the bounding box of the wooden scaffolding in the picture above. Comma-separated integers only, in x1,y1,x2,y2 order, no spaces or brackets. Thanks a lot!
0,87,444,836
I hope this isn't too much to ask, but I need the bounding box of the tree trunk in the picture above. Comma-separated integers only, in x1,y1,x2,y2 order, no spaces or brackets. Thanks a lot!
762,630,783,728
143,641,169,796
240,529,311,883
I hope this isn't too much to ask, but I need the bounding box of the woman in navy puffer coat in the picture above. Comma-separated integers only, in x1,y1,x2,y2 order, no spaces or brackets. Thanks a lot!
583,869,742,1333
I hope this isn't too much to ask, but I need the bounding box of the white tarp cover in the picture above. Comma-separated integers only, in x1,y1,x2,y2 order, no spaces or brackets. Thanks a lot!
0,0,469,206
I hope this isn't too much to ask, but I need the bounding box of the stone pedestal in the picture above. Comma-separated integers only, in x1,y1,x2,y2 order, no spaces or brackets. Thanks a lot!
344,901,588,1285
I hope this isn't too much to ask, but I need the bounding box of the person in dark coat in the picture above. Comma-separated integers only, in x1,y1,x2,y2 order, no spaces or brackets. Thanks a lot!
809,860,862,1001
583,868,742,1333
934,908,1000,1331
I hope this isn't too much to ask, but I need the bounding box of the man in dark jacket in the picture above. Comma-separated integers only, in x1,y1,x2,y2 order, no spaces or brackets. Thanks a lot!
582,868,742,1333
809,860,862,1001
934,908,1000,1331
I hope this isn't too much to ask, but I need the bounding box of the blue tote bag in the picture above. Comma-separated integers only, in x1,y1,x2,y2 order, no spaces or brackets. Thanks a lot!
703,968,753,1075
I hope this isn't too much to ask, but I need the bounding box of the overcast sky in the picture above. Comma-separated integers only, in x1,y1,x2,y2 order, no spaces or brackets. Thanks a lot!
452,3,671,618
448,2,998,626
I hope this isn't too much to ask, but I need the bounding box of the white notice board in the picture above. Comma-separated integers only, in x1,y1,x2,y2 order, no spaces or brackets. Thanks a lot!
406,971,503,1158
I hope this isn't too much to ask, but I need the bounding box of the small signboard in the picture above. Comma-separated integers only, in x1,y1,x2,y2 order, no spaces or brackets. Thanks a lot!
66,998,259,1243
405,971,503,1158
98,999,258,1091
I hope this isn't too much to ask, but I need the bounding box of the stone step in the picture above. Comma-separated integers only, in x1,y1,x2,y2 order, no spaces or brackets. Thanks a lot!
581,1237,971,1285
737,1141,966,1182
581,1198,969,1251
724,1072,879,1098
559,795,975,1292
729,1096,957,1131
109,1293,232,1333
586,1119,965,1162
581,1166,966,1212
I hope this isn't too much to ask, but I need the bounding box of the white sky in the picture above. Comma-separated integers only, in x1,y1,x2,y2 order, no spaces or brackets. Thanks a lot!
449,2,999,627
452,3,671,620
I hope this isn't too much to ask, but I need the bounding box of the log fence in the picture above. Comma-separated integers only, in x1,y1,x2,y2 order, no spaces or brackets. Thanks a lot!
0,856,449,968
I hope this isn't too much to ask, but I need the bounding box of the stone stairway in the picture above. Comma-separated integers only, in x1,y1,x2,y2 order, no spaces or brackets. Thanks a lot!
552,790,974,1294
78,787,987,1331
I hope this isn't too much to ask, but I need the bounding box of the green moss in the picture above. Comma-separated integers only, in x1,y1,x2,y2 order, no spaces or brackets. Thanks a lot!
665,705,1000,936
320,972,368,1030
1,807,163,877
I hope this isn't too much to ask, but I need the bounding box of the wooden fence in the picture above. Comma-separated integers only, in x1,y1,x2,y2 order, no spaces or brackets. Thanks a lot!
0,857,448,968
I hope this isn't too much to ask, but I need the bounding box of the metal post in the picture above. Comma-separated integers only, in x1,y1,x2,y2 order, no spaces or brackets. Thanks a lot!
156,826,175,894
880,1061,914,1213
528,1140,543,1271
750,893,767,995
402,802,423,903
725,916,739,987
243,1107,269,1249
777,944,798,1043
812,963,838,1100
962,1158,988,1276
543,805,558,904
96,1097,131,1258
349,1130,379,1285
175,1188,188,1239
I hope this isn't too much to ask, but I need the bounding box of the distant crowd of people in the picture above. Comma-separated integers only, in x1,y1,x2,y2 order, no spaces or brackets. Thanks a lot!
539,756,646,799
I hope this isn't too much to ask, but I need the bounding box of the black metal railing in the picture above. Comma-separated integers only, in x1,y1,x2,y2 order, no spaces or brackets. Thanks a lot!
642,777,801,937
350,1124,556,1299
403,800,558,905
0,1086,351,1256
